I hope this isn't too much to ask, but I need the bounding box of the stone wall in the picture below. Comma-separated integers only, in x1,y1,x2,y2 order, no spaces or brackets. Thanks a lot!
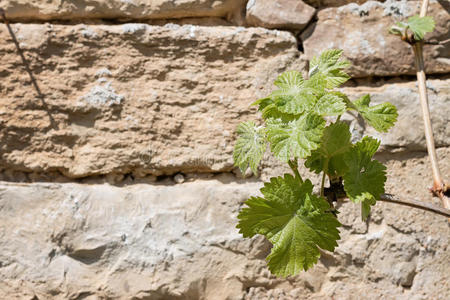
0,0,449,299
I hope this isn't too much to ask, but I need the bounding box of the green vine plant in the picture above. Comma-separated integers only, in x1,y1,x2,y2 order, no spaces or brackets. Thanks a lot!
389,15,435,43
233,49,398,277
233,8,450,277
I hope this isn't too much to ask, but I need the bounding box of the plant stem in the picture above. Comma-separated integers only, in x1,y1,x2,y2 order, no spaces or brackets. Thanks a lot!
320,172,326,197
419,0,429,17
411,1,450,209
288,159,302,182
379,194,450,218
320,161,328,197
412,44,445,193
337,194,450,217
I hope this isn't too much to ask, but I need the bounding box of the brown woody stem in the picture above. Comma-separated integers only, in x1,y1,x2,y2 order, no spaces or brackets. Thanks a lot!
410,1,450,209
379,194,450,218
336,194,450,218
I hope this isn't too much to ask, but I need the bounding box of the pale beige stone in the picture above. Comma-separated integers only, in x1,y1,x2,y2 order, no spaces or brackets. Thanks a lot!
0,148,449,299
302,0,450,77
1,0,247,22
246,0,316,30
0,1,449,300
0,23,306,178
1,21,448,178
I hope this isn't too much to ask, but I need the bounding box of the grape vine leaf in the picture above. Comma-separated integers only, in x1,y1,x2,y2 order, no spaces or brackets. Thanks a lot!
313,94,346,117
407,16,435,40
331,91,352,108
233,121,267,175
352,94,398,132
305,72,327,96
236,174,341,276
343,137,387,220
252,97,297,122
389,15,435,41
269,71,317,115
274,70,304,89
308,49,351,89
305,122,352,177
266,114,325,162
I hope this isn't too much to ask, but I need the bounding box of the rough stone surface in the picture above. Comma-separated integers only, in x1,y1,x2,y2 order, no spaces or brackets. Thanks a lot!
1,148,449,299
2,42,447,179
0,23,306,178
1,0,247,22
1,23,448,178
302,0,450,77
1,1,450,298
246,0,316,30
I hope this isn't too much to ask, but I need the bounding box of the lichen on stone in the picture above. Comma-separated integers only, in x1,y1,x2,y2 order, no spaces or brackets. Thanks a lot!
122,23,148,34
80,81,124,106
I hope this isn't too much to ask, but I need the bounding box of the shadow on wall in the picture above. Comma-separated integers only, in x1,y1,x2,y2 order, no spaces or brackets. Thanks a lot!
437,0,450,13
0,9,58,130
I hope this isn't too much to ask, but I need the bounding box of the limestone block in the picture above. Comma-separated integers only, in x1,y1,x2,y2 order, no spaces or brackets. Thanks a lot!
1,0,247,21
302,0,450,77
1,149,449,299
0,23,306,177
246,0,316,30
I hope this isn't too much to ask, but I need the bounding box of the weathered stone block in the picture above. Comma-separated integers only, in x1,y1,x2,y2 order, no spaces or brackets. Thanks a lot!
1,0,246,21
302,0,450,77
0,23,306,177
246,0,316,30
0,179,262,299
0,149,449,299
0,23,448,179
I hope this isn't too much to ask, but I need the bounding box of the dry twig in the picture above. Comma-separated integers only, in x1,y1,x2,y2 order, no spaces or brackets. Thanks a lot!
379,194,450,218
411,0,450,209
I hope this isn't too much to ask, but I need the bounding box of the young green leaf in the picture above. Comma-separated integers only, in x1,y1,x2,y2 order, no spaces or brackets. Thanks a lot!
237,173,306,238
309,49,347,75
266,114,325,162
389,21,407,37
407,16,435,40
309,49,351,89
352,94,398,132
253,97,298,122
269,71,317,115
273,91,317,115
305,122,352,177
389,16,435,41
312,94,346,117
274,70,304,89
343,137,387,220
331,91,353,109
233,121,267,175
304,72,327,96
236,174,341,276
